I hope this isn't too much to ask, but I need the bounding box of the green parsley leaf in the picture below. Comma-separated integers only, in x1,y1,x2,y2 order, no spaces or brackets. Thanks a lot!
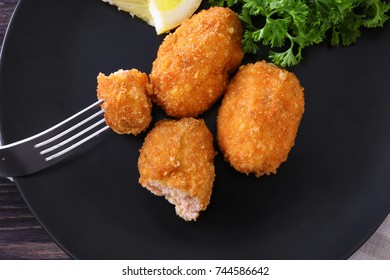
208,0,390,67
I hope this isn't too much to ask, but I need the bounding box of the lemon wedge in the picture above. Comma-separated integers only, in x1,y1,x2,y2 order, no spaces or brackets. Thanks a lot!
102,0,153,26
103,0,201,35
148,0,202,34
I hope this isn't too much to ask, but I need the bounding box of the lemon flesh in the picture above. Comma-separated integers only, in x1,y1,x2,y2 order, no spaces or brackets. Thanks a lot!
149,0,202,34
153,0,181,11
102,0,153,26
103,0,201,35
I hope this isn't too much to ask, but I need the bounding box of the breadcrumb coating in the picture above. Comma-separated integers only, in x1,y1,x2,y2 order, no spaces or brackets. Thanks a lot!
217,61,305,177
97,69,152,135
138,118,215,221
149,7,243,118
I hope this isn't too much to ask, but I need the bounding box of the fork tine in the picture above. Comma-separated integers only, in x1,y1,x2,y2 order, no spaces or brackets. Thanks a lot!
0,99,110,177
0,99,105,150
34,108,105,149
39,118,106,156
33,99,110,161
43,124,110,161
34,99,105,148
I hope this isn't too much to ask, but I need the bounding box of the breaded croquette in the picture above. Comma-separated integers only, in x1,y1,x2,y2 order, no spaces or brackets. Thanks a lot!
217,61,305,177
148,7,243,118
97,69,152,135
138,118,215,221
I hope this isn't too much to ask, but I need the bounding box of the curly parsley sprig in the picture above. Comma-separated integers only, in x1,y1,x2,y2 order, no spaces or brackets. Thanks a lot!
209,0,390,67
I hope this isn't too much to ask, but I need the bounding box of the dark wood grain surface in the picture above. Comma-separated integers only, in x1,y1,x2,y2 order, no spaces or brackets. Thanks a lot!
0,0,70,260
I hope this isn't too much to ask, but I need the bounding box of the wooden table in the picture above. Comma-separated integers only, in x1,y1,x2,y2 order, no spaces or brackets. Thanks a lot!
0,0,69,260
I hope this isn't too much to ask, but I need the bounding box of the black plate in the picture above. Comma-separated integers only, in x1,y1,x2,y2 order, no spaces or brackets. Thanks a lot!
1,0,390,259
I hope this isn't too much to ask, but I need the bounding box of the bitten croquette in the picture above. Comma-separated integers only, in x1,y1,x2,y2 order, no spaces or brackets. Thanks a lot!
148,7,243,118
217,61,305,177
97,69,152,135
138,118,215,221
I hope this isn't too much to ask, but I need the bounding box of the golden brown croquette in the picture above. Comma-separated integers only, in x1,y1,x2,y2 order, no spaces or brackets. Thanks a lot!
217,61,305,177
138,118,215,221
97,69,152,135
148,7,243,118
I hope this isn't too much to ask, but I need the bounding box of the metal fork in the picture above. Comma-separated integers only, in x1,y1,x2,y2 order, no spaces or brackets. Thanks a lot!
0,99,109,177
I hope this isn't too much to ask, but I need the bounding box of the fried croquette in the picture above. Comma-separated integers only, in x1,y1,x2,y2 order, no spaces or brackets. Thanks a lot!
217,61,305,177
97,69,152,135
138,118,215,221
148,7,243,118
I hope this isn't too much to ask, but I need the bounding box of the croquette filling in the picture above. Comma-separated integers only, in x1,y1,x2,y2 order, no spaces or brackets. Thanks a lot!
147,180,202,221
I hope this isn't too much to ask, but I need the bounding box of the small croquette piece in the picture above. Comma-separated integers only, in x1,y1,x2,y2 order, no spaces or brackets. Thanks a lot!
148,7,243,118
97,69,152,135
138,118,215,221
217,61,305,177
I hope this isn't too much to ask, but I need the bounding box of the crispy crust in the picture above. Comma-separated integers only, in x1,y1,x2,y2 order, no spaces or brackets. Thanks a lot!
138,118,215,221
97,69,152,135
217,61,305,177
149,7,243,118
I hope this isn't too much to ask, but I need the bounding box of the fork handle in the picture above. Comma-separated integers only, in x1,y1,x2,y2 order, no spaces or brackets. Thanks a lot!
0,144,47,177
